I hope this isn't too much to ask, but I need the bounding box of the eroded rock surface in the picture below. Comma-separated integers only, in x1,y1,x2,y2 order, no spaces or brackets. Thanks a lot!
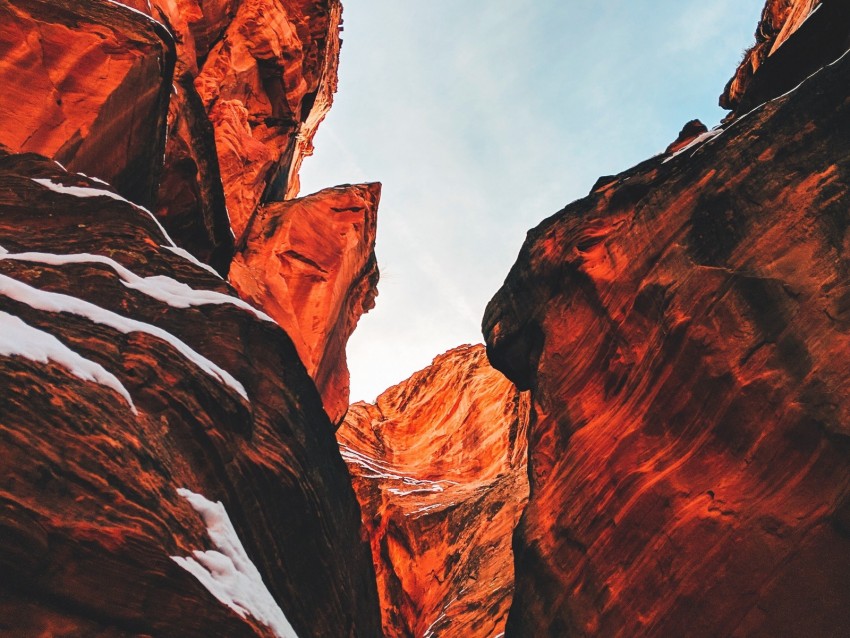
337,345,529,638
193,0,342,241
0,151,381,637
231,183,380,426
484,8,850,635
0,0,175,209
721,0,850,114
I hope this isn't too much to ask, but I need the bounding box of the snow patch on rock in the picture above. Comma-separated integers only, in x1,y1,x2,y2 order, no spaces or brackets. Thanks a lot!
30,178,177,247
0,251,272,322
0,310,136,413
171,488,299,638
0,273,248,401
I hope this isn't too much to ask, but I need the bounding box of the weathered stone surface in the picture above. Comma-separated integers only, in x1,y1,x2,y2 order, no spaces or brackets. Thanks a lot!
195,0,342,241
721,0,850,114
0,0,344,274
0,151,382,637
0,0,175,209
338,345,529,638
230,183,380,426
484,11,850,636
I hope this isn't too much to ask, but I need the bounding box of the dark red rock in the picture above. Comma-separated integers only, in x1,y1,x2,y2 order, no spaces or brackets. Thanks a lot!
337,345,529,638
484,8,850,636
720,0,850,115
0,151,382,637
230,183,380,426
664,119,708,154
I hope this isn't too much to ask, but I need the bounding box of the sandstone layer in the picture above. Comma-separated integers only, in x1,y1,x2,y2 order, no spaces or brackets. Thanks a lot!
0,151,381,637
0,0,175,210
231,183,380,426
0,0,378,425
0,0,345,273
484,6,850,636
337,345,529,638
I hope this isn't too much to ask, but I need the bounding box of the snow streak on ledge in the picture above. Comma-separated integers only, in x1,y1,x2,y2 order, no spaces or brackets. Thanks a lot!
0,250,272,322
0,310,137,413
0,273,248,401
171,488,299,638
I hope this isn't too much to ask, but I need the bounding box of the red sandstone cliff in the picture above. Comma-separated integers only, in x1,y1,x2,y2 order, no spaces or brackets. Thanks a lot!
0,0,383,635
0,0,378,425
0,151,381,637
337,345,529,637
484,2,850,635
231,183,380,425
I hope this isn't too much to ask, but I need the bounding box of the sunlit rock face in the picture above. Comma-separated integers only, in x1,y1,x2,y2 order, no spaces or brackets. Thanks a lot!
0,0,377,426
0,151,381,637
231,183,380,426
484,5,850,635
0,0,175,210
0,0,342,273
147,0,343,272
337,345,530,638
190,0,342,242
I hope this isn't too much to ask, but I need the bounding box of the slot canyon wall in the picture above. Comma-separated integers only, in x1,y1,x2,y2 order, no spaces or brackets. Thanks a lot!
0,0,383,635
337,345,529,638
3,0,850,636
484,0,850,635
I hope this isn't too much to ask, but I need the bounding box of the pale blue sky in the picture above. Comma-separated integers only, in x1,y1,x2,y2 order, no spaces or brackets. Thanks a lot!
300,0,766,402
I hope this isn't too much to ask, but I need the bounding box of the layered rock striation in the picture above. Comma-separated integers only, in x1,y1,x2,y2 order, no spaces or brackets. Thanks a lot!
0,151,381,637
0,0,384,635
337,345,529,638
484,3,850,636
0,0,378,422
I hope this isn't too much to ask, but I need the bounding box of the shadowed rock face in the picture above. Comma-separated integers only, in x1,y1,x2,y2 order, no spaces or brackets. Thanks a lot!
337,345,530,638
0,151,382,637
721,0,850,114
230,183,380,426
484,6,850,635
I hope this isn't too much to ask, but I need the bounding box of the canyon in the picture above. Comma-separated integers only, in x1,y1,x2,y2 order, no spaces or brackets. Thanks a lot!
1,0,850,636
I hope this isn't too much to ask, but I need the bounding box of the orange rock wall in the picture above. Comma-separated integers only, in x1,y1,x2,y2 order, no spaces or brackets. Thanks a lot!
484,9,850,635
0,0,175,208
338,345,530,637
231,183,380,425
0,151,382,637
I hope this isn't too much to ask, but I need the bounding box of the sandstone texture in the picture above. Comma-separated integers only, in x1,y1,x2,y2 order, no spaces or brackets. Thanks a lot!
231,183,380,426
0,0,384,635
190,0,342,241
0,0,175,210
484,4,850,636
0,0,378,424
337,345,529,638
0,151,381,637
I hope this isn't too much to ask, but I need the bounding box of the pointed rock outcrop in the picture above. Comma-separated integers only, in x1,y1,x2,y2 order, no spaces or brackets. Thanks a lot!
230,183,380,425
337,345,529,637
